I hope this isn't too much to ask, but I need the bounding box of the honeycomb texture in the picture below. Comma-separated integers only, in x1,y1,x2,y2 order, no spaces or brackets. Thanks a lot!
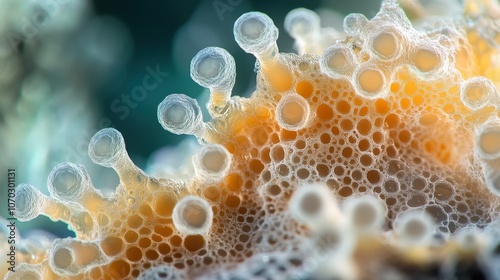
4,0,500,279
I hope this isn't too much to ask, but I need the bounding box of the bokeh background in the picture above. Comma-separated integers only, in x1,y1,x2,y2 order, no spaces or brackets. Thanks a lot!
93,0,382,160
0,0,382,238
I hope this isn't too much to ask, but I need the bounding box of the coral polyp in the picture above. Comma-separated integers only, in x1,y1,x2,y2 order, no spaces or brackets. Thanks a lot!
4,0,500,279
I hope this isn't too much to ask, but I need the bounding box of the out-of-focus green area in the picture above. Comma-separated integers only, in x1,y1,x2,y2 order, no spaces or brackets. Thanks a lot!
0,0,381,238
94,0,382,159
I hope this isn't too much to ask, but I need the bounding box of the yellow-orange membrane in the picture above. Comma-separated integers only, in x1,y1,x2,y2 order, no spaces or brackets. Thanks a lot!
356,67,386,98
479,131,500,156
372,32,398,58
476,118,500,159
320,45,356,79
275,93,310,130
6,0,500,279
412,48,440,72
461,76,497,110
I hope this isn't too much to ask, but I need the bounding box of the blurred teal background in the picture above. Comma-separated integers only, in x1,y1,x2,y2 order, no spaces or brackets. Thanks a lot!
94,0,382,159
0,0,382,238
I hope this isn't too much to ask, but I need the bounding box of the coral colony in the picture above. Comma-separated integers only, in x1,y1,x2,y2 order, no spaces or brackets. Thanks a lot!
3,0,500,279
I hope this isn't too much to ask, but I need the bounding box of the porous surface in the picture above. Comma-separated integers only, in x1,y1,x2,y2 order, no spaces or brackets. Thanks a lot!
4,0,500,279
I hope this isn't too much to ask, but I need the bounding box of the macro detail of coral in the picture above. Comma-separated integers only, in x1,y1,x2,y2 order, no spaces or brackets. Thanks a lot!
2,0,500,279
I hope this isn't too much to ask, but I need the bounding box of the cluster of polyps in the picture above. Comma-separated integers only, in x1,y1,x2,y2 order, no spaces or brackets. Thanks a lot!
4,0,500,279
